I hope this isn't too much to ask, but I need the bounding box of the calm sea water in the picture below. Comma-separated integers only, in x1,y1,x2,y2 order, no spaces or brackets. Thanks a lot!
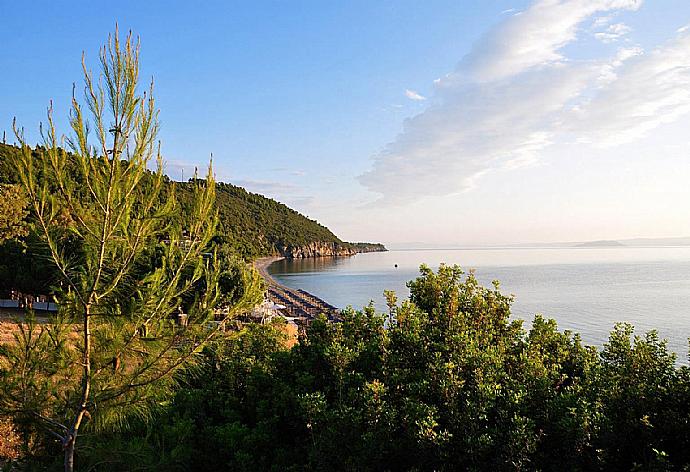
268,247,690,360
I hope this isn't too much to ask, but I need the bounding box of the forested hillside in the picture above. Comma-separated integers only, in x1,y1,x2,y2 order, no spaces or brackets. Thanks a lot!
177,181,340,258
0,143,384,260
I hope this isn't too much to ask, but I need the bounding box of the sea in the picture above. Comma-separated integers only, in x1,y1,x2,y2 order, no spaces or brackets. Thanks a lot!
267,247,690,361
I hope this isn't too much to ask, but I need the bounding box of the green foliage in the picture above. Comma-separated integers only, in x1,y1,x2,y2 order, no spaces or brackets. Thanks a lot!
0,25,686,472
0,229,55,297
0,139,376,264
76,321,298,471
70,264,690,471
189,181,341,259
0,29,262,471
0,184,28,244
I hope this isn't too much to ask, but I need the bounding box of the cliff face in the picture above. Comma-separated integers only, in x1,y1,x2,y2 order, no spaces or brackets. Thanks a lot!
279,242,387,259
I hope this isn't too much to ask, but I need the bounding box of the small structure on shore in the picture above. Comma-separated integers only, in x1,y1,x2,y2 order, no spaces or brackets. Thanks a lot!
0,290,58,312
245,299,287,324
253,256,342,332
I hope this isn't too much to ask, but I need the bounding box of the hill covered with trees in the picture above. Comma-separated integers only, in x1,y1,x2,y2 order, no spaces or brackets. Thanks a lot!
0,142,385,261
177,180,385,259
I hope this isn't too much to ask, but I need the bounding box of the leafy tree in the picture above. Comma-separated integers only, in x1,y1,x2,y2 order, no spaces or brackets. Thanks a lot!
0,229,56,297
120,265,690,471
594,325,688,470
0,184,28,243
0,29,261,471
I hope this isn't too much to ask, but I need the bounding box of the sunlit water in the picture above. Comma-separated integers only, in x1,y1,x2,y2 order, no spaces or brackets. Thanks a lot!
268,247,690,360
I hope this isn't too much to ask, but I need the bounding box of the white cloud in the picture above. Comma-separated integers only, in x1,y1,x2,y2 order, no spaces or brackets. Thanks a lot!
594,22,632,43
405,89,426,101
596,46,643,85
614,46,644,63
457,0,641,83
592,14,614,28
359,0,690,204
568,33,690,146
361,63,597,202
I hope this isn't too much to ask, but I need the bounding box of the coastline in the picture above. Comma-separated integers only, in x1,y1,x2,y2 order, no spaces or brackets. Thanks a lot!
252,256,341,321
253,256,285,287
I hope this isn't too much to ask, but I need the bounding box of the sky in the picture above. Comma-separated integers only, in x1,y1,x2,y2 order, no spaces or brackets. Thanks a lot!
2,0,690,246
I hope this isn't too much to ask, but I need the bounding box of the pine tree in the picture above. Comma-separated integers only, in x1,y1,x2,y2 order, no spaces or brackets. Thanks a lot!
0,28,261,471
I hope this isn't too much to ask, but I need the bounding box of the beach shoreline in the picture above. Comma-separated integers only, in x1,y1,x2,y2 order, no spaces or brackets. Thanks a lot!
253,256,285,286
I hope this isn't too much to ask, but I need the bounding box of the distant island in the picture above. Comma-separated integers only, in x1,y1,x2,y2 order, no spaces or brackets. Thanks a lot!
615,236,690,247
576,240,626,248
388,236,690,250
576,237,690,248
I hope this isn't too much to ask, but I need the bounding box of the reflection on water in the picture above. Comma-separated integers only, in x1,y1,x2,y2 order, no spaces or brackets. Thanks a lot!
268,247,690,360
268,257,344,275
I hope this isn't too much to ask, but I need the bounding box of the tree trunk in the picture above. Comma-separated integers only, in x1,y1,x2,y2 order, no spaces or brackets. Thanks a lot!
62,300,90,472
64,438,75,472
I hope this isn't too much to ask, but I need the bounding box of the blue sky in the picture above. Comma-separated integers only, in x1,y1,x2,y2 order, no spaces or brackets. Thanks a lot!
3,1,690,245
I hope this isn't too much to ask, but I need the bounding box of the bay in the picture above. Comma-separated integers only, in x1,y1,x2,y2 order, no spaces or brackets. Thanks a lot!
268,247,690,360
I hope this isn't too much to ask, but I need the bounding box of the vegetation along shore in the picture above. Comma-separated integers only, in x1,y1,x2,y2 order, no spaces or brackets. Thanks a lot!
2,28,690,472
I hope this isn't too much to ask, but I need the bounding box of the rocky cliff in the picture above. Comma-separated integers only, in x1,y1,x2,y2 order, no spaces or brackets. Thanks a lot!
279,241,387,259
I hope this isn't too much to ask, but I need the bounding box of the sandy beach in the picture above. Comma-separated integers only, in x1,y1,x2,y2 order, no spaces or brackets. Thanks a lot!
253,256,284,286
